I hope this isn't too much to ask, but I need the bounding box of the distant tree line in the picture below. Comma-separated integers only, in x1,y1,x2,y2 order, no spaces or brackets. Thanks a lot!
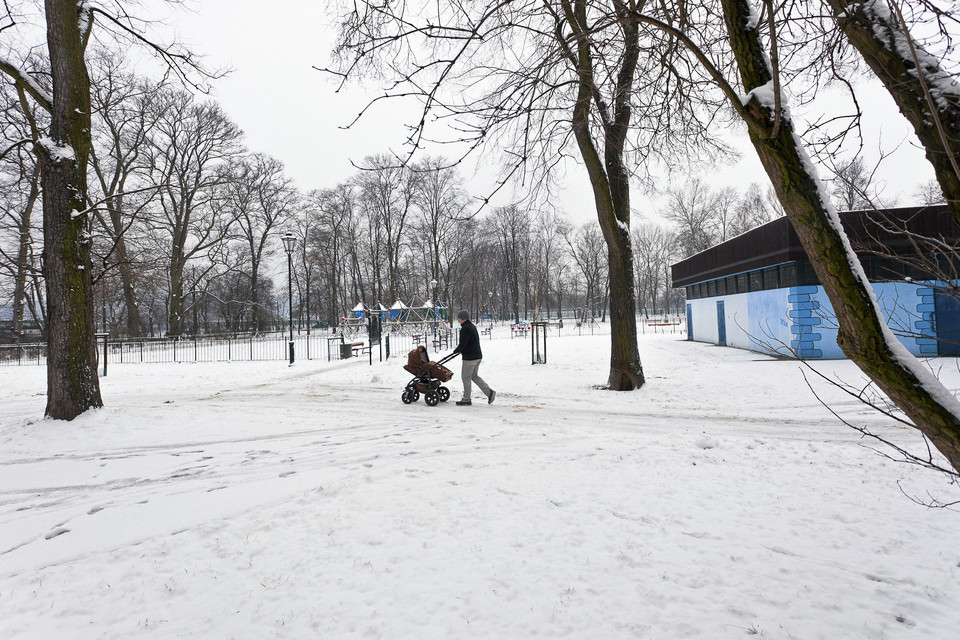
2,53,787,343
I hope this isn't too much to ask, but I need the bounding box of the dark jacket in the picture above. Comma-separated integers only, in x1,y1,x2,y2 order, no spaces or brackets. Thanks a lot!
453,320,483,360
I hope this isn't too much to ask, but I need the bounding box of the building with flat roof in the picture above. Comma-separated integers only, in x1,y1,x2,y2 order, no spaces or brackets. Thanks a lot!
670,205,960,358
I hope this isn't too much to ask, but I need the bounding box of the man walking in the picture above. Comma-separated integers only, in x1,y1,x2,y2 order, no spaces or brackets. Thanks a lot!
452,310,495,406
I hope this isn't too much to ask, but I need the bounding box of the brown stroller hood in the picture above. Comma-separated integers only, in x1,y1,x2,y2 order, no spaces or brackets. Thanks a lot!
403,345,454,382
403,346,430,375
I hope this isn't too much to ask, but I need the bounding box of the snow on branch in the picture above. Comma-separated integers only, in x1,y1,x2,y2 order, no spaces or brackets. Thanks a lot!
37,136,77,163
0,56,52,112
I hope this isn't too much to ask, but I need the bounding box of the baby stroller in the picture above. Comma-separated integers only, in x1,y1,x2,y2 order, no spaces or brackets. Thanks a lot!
401,345,457,406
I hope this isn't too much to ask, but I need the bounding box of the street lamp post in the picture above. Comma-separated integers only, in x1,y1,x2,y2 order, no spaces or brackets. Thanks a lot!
488,291,493,326
282,231,296,365
429,278,438,335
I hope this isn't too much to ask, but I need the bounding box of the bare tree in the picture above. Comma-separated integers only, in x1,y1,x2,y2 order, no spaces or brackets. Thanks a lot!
0,0,107,418
355,155,420,302
563,222,607,321
0,0,218,418
825,0,960,222
732,182,782,237
616,0,960,474
143,89,244,336
720,0,960,473
530,210,567,318
88,54,167,337
632,221,675,314
663,178,721,256
831,156,875,211
411,156,469,301
307,183,357,326
330,1,736,389
490,204,530,323
0,77,45,343
221,153,297,332
915,178,946,206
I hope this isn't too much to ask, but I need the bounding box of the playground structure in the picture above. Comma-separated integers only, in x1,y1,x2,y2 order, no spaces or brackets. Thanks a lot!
339,299,450,337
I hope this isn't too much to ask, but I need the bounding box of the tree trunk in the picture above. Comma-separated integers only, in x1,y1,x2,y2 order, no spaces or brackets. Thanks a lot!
106,203,144,337
604,220,643,389
563,0,645,390
13,165,41,344
826,0,960,223
117,251,142,336
41,0,102,419
251,264,260,332
168,262,185,336
723,0,960,473
511,257,521,323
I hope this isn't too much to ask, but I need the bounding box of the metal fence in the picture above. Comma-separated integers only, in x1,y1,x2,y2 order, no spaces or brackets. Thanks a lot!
0,343,46,366
0,333,339,367
0,316,684,368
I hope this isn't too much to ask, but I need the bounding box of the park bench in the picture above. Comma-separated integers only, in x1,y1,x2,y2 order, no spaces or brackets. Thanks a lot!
351,342,371,356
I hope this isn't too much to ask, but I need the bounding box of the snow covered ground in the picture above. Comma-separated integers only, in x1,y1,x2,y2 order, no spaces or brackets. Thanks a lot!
1,332,958,639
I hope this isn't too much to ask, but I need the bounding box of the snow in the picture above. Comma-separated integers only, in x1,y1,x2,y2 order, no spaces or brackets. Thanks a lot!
861,0,960,109
741,79,775,108
0,56,53,107
2,332,959,639
746,1,760,31
37,136,77,163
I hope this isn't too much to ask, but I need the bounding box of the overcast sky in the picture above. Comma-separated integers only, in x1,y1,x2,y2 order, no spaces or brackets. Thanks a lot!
167,1,939,225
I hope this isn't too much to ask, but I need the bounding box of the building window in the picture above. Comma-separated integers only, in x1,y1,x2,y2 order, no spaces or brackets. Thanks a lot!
737,273,749,293
780,263,798,287
861,256,879,281
717,278,727,296
749,270,763,291
707,280,717,297
726,276,737,295
763,267,779,290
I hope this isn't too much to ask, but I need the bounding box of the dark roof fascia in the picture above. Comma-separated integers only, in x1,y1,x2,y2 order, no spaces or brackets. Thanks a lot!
671,205,955,287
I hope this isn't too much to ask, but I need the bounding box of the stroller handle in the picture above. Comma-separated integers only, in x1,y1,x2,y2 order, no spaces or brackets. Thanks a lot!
437,352,460,365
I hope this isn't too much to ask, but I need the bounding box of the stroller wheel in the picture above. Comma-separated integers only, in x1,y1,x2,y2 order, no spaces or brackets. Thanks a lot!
412,391,421,402
425,390,440,406
438,387,450,402
401,390,414,404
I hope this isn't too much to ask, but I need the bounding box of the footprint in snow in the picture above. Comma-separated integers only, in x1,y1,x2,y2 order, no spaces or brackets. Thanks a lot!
45,527,70,540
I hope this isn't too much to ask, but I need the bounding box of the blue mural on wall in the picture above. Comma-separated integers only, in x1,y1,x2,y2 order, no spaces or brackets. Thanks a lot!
788,286,822,359
685,281,938,360
933,288,960,356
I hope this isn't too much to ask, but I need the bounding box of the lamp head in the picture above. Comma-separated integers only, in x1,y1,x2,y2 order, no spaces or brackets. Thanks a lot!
281,231,296,255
